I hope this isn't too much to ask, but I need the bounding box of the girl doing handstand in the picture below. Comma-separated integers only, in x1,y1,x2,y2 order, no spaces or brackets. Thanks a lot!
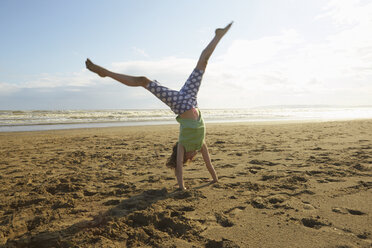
86,22,233,190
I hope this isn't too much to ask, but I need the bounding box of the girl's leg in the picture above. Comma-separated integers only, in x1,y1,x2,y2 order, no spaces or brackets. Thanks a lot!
196,22,233,71
85,59,150,88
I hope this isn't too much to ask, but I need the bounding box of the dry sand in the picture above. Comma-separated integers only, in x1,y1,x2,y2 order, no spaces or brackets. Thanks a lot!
0,120,371,248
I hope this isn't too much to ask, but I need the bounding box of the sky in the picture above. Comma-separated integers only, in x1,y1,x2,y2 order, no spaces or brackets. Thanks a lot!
0,0,371,110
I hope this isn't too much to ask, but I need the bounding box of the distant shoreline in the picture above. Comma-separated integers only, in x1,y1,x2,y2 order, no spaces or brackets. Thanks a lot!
1,117,372,133
1,106,372,132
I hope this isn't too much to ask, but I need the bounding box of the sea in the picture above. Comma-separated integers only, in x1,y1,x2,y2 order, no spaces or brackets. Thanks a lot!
1,106,372,132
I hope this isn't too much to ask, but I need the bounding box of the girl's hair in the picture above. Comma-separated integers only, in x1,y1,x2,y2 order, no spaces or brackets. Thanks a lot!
166,142,178,169
166,142,191,169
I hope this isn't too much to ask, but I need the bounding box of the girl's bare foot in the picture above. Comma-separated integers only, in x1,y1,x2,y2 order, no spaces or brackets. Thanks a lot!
215,21,233,38
85,59,108,77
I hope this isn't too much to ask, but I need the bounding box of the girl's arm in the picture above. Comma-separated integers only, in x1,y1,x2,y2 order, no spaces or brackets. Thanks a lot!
201,142,218,183
175,143,186,190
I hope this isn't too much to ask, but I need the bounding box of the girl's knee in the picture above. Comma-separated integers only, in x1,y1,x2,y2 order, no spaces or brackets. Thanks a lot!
138,76,151,87
196,58,208,71
196,52,210,70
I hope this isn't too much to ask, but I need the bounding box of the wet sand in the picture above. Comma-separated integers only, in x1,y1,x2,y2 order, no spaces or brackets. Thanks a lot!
0,120,371,248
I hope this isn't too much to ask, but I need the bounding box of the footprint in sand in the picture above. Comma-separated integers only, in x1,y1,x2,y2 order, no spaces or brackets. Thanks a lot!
248,194,294,210
205,238,240,248
178,206,196,212
346,209,366,215
332,207,366,215
249,197,268,209
332,207,348,214
215,213,234,227
301,217,328,229
249,159,279,166
267,195,287,204
122,207,205,244
301,201,316,211
103,199,120,206
219,164,236,168
224,206,246,216
172,189,206,200
140,175,161,183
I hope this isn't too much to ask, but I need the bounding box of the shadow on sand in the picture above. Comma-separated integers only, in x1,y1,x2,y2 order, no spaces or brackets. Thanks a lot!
4,183,214,248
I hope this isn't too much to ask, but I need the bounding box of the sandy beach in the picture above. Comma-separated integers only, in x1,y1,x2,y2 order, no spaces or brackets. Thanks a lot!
0,120,371,248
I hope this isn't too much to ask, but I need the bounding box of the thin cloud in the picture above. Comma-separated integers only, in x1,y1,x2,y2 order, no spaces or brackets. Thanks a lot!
0,70,98,96
317,0,372,26
219,29,302,68
132,47,149,58
0,82,19,96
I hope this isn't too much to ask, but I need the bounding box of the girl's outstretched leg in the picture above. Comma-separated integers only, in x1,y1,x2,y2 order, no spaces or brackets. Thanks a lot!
196,22,233,71
85,59,150,88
